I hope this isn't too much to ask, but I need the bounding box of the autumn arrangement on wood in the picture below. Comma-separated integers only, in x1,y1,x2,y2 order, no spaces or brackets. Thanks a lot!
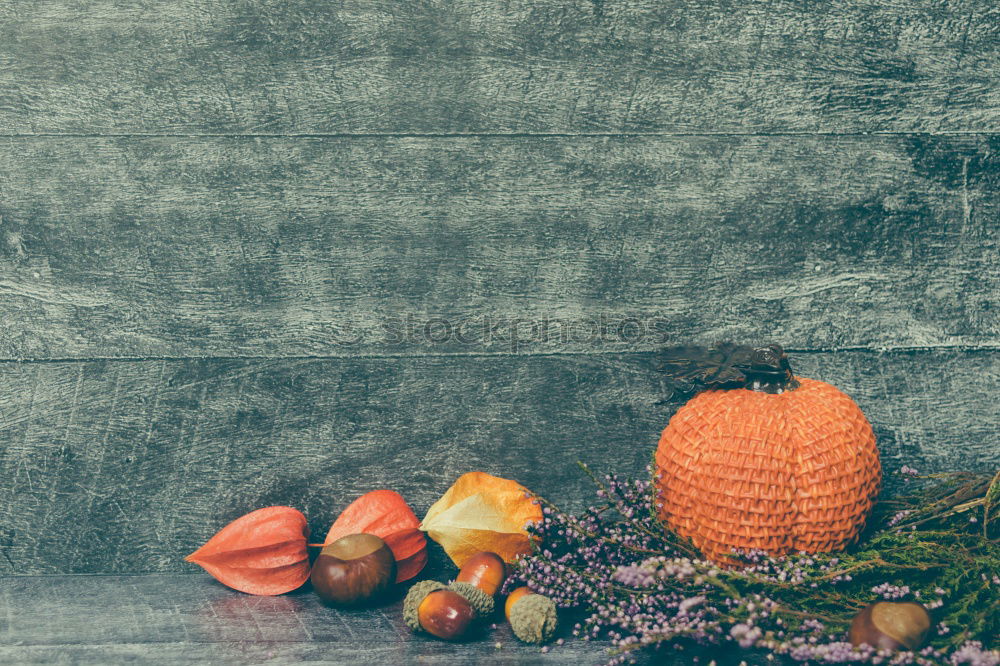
184,344,998,664
187,472,553,643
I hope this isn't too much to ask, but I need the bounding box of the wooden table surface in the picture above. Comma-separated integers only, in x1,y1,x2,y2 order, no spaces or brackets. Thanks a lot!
1,573,619,665
1,1,998,663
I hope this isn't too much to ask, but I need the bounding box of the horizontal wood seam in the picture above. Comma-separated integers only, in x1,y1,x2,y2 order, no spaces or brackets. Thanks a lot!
0,345,997,364
0,642,329,646
0,572,205,579
2,131,999,139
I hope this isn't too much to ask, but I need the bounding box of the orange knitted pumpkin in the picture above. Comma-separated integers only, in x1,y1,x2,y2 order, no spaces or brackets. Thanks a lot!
654,344,880,566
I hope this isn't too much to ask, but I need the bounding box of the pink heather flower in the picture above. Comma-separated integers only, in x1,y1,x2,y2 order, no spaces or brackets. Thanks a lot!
949,641,1000,665
678,596,706,613
888,510,913,527
872,583,911,600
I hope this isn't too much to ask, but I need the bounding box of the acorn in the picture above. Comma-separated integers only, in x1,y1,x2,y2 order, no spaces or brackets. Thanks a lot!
504,585,534,618
403,580,447,632
402,551,507,640
310,533,396,606
447,581,495,617
505,586,558,644
404,581,481,640
848,602,931,651
455,551,507,596
416,589,477,640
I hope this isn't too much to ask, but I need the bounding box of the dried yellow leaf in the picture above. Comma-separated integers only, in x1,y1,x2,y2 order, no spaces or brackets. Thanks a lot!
420,471,543,568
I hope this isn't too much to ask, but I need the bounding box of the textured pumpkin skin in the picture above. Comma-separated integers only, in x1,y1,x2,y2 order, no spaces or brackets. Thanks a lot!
655,377,880,566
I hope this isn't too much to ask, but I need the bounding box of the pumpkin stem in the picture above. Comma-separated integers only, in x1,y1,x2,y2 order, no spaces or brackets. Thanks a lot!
742,344,799,393
654,342,799,400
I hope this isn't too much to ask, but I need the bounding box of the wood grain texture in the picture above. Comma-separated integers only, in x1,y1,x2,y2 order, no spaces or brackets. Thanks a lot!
1,0,998,135
0,574,613,665
0,349,996,575
1,135,997,359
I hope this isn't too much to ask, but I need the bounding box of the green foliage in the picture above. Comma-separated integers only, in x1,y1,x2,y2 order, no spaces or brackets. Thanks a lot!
722,470,1000,651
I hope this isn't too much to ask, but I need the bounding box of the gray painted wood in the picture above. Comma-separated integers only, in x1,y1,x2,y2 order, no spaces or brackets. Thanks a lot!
0,349,995,575
1,1,998,135
0,574,611,664
1,135,998,359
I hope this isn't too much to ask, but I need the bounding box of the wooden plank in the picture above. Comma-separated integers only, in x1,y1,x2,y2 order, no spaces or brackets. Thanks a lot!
0,349,996,575
0,0,997,135
1,135,997,359
0,574,612,664
0,644,616,666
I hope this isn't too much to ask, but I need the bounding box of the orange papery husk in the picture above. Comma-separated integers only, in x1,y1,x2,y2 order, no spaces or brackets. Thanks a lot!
324,489,428,582
185,506,311,595
420,471,544,568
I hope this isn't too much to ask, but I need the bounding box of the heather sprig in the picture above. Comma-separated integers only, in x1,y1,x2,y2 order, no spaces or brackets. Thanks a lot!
506,466,1000,665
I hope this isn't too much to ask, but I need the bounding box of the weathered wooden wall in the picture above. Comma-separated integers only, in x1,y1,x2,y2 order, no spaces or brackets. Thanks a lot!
1,350,996,574
3,0,998,134
0,135,997,358
2,0,999,575
0,0,998,662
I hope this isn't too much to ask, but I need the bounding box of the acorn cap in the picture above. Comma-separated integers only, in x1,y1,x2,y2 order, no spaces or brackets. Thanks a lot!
402,580,447,632
447,581,495,617
508,593,558,644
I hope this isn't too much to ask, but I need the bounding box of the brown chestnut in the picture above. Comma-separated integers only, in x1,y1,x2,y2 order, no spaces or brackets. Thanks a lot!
310,533,396,606
456,551,507,596
849,602,931,651
417,589,476,640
